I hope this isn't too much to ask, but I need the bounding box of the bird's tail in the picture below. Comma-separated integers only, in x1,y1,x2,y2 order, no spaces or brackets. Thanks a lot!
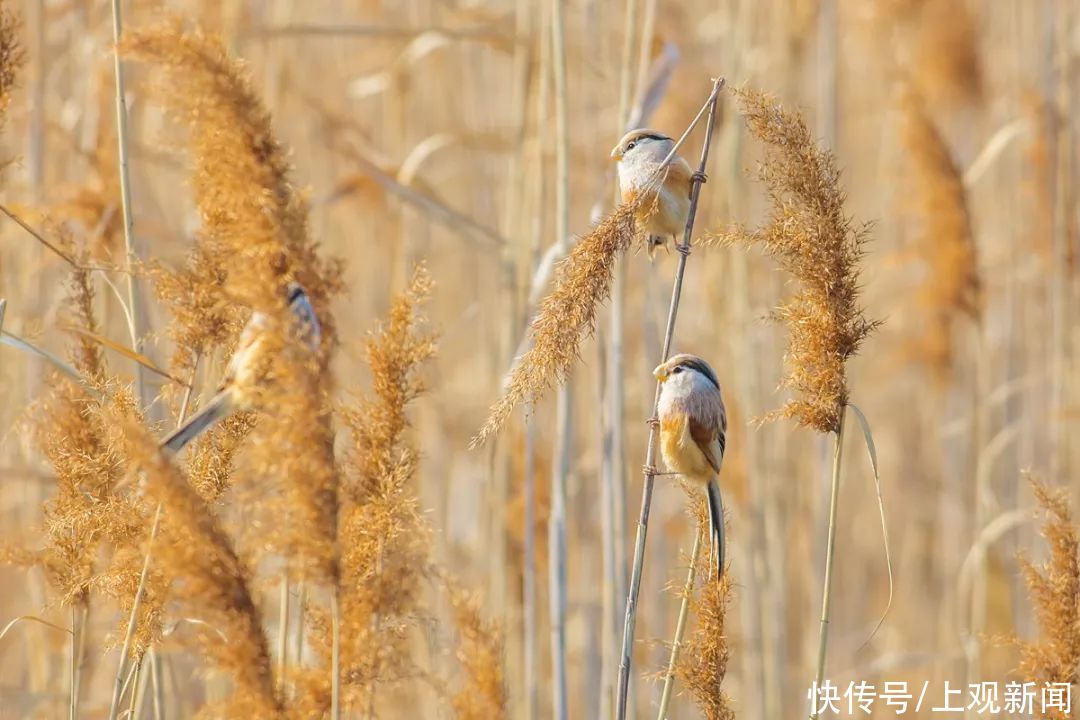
707,478,725,579
161,392,232,454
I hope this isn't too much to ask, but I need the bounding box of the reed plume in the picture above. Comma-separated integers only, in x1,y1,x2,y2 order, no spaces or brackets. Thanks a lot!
297,265,436,715
913,0,983,109
125,22,342,586
0,0,22,126
899,89,981,379
1016,476,1080,710
119,417,281,719
714,88,878,433
715,88,878,717
121,21,342,335
675,528,735,720
657,496,734,720
447,583,508,720
31,239,147,621
471,200,641,446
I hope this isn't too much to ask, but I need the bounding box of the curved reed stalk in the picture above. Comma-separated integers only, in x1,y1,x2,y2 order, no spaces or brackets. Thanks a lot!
614,76,724,720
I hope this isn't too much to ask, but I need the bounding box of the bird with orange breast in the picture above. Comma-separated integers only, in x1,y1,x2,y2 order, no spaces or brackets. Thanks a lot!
652,353,727,577
610,128,703,259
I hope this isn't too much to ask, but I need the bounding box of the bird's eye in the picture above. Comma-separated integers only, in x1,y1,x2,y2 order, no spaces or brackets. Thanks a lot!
672,366,683,374
626,141,636,151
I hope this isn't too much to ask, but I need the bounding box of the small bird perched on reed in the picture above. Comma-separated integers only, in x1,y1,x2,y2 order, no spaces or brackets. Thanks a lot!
161,282,321,453
610,128,703,259
653,353,727,577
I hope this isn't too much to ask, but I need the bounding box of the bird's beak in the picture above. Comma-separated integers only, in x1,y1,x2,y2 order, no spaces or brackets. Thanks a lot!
610,145,622,160
652,364,668,382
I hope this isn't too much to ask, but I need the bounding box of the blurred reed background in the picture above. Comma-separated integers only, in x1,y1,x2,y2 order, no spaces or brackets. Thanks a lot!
0,0,1077,718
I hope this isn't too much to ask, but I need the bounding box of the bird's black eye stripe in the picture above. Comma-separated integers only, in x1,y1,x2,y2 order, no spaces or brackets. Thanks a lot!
287,283,305,304
678,359,720,389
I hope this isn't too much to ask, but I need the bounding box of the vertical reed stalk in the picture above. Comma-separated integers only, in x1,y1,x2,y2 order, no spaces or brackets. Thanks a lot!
523,8,549,715
615,77,724,720
149,650,163,720
293,579,306,668
522,408,538,720
129,657,144,718
810,408,847,718
655,519,703,720
550,0,571,716
277,569,289,695
604,0,640,712
109,0,144,404
109,504,161,720
549,384,571,720
69,601,87,720
330,590,340,720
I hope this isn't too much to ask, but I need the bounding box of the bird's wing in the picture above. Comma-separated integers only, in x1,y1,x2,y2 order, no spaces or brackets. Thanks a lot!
288,285,322,349
688,415,723,475
665,156,694,197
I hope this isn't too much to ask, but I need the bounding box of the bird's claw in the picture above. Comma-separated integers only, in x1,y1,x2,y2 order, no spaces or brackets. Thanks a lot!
692,171,708,185
643,464,660,477
646,415,660,429
676,244,692,257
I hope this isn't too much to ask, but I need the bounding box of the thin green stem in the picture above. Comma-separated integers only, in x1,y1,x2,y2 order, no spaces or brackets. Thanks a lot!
810,408,847,719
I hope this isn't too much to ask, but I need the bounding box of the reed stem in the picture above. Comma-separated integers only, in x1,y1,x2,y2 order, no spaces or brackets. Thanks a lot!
549,0,570,716
69,601,87,720
277,568,289,696
615,77,724,720
108,362,199,720
522,408,538,720
109,0,145,406
810,407,847,719
655,519,703,720
331,590,340,720
108,505,160,720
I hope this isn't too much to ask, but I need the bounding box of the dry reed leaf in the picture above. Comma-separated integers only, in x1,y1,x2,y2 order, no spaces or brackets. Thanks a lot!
712,88,878,434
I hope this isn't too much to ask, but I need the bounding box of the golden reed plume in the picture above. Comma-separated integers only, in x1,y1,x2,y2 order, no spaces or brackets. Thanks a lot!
711,88,878,433
472,200,641,446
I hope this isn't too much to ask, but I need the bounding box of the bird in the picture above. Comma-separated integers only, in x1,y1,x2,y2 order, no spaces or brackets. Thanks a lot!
652,353,727,578
610,128,703,259
160,281,321,454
